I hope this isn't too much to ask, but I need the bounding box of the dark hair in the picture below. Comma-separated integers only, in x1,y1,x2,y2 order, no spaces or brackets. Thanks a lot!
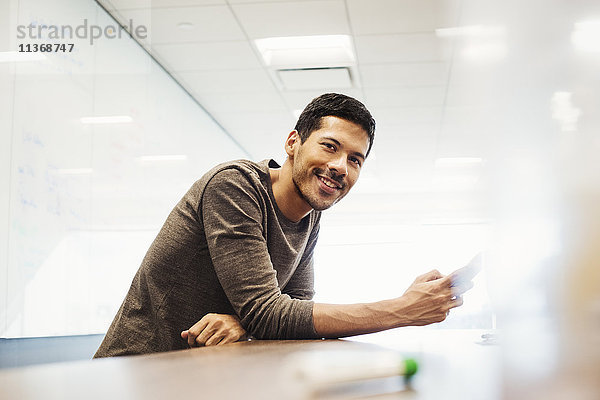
294,93,376,157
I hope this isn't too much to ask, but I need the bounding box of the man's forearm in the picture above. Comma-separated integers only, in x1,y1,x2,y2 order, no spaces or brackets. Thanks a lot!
313,299,408,338
312,269,468,338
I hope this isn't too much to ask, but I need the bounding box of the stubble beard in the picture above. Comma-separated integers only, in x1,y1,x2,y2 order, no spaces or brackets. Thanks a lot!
292,163,346,212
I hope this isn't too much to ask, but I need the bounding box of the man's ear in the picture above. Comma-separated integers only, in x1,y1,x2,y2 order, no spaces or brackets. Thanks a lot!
285,130,301,158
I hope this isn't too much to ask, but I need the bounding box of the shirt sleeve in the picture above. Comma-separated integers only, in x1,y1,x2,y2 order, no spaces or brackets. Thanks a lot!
282,223,319,300
201,168,318,339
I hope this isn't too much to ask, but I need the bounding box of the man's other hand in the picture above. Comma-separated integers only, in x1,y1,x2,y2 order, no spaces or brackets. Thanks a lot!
399,269,474,326
181,313,247,347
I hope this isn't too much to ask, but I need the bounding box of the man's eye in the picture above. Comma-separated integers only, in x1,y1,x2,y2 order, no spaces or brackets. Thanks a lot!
350,157,362,166
322,143,335,150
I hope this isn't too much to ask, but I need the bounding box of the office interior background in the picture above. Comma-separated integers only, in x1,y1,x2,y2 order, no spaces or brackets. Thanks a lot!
1,0,599,394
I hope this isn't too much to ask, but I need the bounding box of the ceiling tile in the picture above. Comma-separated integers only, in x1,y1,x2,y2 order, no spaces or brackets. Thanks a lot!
371,106,444,124
178,69,274,93
373,122,440,140
228,0,317,3
445,61,496,107
355,34,452,64
347,0,460,35
373,140,437,165
457,0,508,27
449,57,498,85
365,87,447,108
116,5,245,44
194,90,287,113
151,41,262,71
231,0,350,39
212,110,295,161
100,0,225,10
212,110,294,132
436,134,487,158
281,89,364,111
278,68,353,90
445,83,496,107
442,106,486,125
240,136,287,164
374,129,437,150
440,106,490,138
360,62,449,87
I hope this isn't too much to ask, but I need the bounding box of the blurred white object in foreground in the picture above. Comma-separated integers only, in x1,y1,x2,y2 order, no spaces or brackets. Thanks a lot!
462,0,600,398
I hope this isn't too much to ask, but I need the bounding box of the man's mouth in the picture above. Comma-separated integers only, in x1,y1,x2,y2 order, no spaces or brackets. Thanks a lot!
316,174,343,190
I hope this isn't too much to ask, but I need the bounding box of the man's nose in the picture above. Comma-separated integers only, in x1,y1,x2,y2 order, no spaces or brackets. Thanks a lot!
327,154,348,176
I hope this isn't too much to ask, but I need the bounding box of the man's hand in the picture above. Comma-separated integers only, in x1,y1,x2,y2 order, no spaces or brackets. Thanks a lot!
181,313,247,347
398,269,474,325
314,260,480,338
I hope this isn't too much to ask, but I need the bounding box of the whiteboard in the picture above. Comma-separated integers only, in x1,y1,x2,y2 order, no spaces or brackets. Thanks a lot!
1,0,246,337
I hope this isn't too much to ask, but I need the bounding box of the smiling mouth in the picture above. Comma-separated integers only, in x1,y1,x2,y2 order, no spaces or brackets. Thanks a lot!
317,174,342,190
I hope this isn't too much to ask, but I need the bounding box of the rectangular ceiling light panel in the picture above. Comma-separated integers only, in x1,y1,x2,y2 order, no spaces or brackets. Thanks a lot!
255,35,355,68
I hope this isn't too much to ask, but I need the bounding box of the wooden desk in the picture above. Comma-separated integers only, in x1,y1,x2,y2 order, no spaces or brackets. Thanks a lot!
0,330,501,400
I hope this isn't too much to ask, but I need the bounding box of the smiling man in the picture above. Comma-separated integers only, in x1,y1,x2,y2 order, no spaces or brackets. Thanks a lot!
94,93,470,357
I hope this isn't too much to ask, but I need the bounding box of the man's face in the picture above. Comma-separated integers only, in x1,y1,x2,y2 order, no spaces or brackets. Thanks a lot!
290,116,370,211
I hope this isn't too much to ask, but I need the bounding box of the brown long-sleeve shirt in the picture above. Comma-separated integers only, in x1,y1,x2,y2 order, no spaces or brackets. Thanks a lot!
94,159,320,357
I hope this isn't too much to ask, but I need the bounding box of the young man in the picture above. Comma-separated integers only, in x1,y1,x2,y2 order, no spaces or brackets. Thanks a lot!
95,93,470,357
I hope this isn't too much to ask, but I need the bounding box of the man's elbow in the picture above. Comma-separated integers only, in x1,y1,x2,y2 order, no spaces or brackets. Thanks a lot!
240,310,299,340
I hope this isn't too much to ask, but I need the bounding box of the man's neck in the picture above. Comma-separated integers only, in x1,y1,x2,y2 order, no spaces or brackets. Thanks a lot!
269,160,312,222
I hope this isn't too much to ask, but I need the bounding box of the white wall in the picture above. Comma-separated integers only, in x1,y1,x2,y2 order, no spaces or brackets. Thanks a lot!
1,0,246,337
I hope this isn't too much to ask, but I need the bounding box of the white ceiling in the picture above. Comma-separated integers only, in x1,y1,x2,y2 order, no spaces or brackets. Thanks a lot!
97,0,493,221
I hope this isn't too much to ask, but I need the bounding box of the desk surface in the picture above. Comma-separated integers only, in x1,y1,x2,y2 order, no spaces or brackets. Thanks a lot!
0,329,501,400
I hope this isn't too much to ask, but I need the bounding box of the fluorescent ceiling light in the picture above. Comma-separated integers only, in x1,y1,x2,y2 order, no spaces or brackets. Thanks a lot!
571,20,600,53
55,168,93,175
137,155,188,162
255,35,354,67
0,51,46,63
435,157,483,167
80,116,133,124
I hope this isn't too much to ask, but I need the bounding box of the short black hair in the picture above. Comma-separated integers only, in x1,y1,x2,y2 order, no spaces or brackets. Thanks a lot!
294,93,376,157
